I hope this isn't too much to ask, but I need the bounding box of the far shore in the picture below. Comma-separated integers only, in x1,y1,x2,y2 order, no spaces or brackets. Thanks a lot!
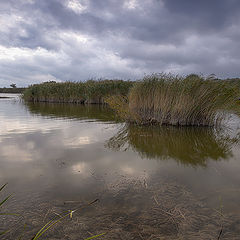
0,87,26,94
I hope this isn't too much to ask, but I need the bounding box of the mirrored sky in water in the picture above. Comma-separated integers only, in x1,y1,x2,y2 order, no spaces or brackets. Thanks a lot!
1,95,240,238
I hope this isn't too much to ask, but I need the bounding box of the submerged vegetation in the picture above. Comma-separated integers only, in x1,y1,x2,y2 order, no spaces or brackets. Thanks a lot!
23,74,240,126
0,184,104,239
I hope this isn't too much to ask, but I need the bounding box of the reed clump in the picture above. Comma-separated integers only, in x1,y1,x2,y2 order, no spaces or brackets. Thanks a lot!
23,80,133,104
107,74,239,126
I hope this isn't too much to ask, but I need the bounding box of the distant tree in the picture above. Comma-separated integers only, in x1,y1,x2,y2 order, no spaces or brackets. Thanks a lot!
10,83,17,88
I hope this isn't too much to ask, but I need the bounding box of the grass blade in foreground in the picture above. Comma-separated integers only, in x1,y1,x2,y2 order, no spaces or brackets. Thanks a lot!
0,195,12,207
84,232,106,240
0,183,7,192
32,199,102,240
0,230,10,235
0,183,11,208
32,213,71,240
0,183,14,236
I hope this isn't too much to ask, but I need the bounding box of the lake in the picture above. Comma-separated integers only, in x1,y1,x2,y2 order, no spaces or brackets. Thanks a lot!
1,94,240,239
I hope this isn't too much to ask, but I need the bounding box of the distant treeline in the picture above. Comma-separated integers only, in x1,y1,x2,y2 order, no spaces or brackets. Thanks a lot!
0,87,26,93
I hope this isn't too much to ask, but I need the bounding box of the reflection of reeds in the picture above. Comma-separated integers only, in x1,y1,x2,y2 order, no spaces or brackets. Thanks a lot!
0,184,11,209
107,74,239,126
26,102,117,122
107,124,239,166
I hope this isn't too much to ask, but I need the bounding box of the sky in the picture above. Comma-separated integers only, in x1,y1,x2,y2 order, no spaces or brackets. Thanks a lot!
0,0,240,87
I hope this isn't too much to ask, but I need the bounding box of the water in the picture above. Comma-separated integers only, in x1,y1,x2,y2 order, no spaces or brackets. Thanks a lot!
1,94,240,239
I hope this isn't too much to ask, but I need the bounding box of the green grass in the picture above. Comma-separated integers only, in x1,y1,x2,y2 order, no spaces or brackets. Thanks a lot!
23,80,133,104
107,74,240,126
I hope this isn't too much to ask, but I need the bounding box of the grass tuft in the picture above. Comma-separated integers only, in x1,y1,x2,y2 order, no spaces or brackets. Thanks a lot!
107,74,239,126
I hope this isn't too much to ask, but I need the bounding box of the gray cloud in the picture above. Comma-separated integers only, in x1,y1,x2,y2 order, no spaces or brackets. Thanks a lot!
0,0,240,87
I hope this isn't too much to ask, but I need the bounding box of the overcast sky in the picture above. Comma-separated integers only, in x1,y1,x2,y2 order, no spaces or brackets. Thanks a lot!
0,0,240,87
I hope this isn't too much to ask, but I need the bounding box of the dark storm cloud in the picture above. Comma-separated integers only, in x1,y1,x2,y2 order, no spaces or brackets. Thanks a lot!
0,0,240,86
163,0,240,28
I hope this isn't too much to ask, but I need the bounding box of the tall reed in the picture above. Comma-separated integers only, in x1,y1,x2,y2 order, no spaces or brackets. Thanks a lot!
23,80,133,104
107,74,239,126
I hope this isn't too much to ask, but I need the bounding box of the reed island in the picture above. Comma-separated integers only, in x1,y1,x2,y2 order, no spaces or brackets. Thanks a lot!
23,74,240,127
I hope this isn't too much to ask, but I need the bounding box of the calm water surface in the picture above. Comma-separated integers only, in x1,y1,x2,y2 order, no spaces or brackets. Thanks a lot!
1,94,240,239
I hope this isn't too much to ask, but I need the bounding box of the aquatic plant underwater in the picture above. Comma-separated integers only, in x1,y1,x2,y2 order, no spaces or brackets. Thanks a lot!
0,184,104,240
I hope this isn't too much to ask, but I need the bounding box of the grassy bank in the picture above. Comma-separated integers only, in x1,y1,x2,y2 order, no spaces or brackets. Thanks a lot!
107,74,240,126
23,80,133,104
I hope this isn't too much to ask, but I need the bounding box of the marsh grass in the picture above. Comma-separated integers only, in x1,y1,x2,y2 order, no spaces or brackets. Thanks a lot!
107,74,240,126
23,80,133,104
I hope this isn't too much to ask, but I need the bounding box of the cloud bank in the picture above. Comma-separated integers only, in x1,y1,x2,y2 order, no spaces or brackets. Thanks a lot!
0,0,240,87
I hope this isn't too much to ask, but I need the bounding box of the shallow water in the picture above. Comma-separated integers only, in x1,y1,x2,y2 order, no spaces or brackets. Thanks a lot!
1,94,240,239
